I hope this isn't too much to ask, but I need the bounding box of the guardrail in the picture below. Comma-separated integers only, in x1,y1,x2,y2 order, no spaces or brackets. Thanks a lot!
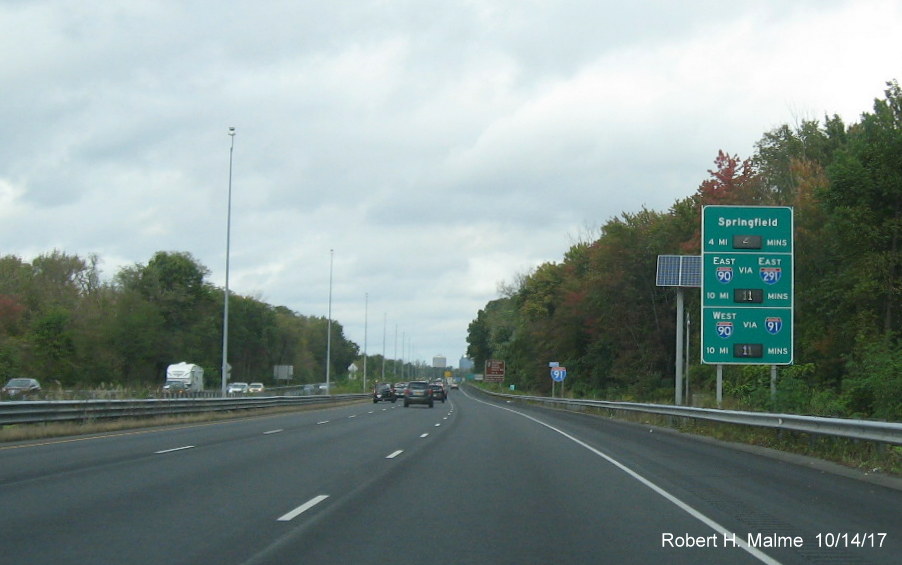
0,394,369,426
482,390,902,446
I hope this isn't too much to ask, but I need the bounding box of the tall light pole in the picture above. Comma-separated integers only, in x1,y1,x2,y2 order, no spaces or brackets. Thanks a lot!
221,126,236,397
325,249,333,393
381,313,386,382
363,292,368,392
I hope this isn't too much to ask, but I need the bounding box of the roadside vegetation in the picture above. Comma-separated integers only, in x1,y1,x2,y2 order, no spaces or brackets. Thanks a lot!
2,81,900,432
0,392,370,444
0,249,402,395
471,382,902,477
466,80,902,424
0,378,372,443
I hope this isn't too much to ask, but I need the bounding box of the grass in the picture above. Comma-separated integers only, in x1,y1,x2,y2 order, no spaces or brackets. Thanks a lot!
9,384,902,478
573,404,902,477
466,383,902,477
0,399,367,444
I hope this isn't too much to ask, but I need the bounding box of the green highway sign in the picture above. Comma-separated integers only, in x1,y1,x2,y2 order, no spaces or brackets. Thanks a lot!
701,307,790,362
702,207,793,255
701,206,793,365
702,253,792,307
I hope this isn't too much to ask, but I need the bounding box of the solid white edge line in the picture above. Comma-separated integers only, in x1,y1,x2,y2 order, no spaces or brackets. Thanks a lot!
155,445,194,454
277,495,329,522
469,392,783,565
386,449,403,459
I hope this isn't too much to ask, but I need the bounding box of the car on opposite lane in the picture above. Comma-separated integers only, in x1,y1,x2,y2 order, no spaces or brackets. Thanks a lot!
227,382,249,395
2,378,42,399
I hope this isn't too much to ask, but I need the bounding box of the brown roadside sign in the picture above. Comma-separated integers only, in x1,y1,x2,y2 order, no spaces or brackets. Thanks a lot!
485,359,505,382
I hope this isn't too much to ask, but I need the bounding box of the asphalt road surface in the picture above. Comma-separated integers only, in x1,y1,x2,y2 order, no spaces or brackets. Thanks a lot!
1,387,900,564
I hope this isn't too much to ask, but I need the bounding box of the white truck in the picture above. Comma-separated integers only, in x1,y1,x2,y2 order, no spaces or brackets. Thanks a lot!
163,362,204,394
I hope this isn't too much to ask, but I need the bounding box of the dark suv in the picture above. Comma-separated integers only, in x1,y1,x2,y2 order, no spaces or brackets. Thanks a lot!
373,383,396,403
429,383,446,403
403,381,433,408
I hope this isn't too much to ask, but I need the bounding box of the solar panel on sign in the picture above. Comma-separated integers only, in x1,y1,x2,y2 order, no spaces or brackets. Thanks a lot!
683,256,701,287
655,255,701,288
655,255,680,286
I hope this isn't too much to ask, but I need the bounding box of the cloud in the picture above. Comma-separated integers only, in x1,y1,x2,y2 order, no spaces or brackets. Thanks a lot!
2,0,901,364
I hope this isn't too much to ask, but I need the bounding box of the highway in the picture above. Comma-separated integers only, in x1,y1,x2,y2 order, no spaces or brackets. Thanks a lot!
1,386,900,564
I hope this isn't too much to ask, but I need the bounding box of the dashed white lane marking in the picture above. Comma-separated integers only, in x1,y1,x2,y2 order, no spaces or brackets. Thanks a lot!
155,445,194,454
277,495,329,522
263,429,283,435
386,450,404,459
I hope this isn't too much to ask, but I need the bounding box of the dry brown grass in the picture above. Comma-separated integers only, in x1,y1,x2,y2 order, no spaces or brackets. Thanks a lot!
0,400,367,443
578,404,902,477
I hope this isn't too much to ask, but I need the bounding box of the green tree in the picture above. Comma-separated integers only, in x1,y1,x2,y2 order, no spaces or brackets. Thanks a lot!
466,307,493,369
29,309,77,382
823,80,902,336
115,251,218,381
108,288,167,384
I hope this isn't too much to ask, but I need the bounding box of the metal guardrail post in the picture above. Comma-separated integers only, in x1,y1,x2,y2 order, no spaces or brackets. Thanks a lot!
481,390,902,446
0,394,368,427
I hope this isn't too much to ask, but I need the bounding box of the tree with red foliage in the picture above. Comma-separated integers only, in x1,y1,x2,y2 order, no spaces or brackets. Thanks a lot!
695,150,766,205
0,295,26,336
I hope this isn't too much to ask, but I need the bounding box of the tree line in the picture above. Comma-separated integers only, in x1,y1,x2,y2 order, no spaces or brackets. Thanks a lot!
466,80,902,421
0,249,379,391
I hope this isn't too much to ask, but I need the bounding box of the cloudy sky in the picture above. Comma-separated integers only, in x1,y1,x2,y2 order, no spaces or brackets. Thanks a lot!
2,0,901,368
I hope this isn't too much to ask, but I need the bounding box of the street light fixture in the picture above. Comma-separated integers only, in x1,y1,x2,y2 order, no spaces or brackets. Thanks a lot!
221,126,236,396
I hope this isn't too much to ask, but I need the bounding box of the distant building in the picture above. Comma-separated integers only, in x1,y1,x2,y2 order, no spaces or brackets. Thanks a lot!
459,357,474,371
432,355,447,368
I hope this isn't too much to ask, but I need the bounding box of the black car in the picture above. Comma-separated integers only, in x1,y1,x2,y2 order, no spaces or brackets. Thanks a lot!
2,378,42,399
373,383,396,403
429,383,446,402
403,381,433,408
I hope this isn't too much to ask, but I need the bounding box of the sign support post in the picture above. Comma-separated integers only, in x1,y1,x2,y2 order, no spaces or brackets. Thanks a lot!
656,255,701,406
675,288,684,406
550,365,567,398
717,364,723,408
